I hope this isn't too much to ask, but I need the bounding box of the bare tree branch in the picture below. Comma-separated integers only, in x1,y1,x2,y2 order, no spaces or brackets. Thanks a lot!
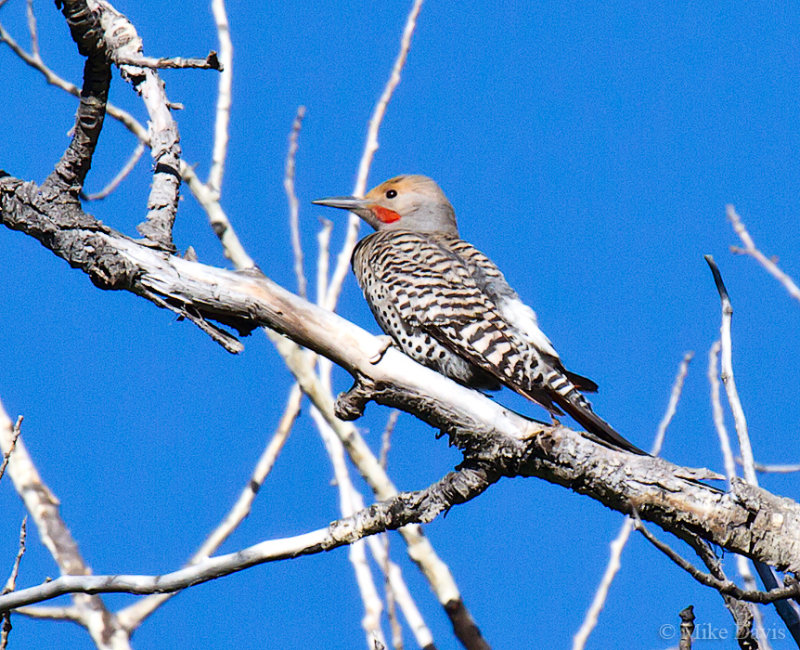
323,0,425,312
12,605,82,622
9,181,800,573
312,409,388,649
728,205,800,303
690,538,759,650
82,142,146,201
747,461,800,474
113,51,221,70
0,18,149,141
0,466,498,612
90,0,181,250
207,0,232,196
285,106,308,298
1,518,26,650
0,400,131,648
573,351,693,650
116,383,304,631
708,340,766,647
705,255,757,483
0,416,21,483
633,513,800,605
706,255,800,643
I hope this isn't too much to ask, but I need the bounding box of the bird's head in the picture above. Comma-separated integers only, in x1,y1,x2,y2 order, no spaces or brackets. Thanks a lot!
313,175,458,234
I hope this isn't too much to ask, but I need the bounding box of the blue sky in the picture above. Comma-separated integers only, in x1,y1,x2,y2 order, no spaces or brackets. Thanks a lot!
2,1,800,648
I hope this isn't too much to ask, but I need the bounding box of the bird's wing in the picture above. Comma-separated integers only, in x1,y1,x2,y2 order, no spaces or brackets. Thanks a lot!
370,231,561,410
435,235,561,359
435,235,599,393
370,231,645,454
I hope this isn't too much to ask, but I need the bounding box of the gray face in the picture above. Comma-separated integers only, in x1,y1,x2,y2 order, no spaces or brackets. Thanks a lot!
312,174,460,235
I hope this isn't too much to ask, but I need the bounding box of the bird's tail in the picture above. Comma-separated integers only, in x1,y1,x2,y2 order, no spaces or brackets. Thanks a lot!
553,392,646,455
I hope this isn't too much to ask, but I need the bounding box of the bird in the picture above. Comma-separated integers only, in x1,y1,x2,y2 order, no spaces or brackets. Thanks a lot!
313,175,644,454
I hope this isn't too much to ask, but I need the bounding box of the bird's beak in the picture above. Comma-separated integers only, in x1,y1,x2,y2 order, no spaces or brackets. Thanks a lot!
311,196,370,211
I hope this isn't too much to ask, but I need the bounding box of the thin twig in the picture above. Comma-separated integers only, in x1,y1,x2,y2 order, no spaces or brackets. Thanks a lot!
140,287,243,353
0,463,491,628
10,605,82,622
82,141,146,201
383,532,403,650
0,416,21,483
708,341,737,482
316,0,425,464
728,205,800,304
710,342,774,647
379,410,400,470
2,518,27,595
690,537,760,649
706,258,800,641
573,352,693,650
117,384,304,630
310,408,387,649
0,401,129,647
651,351,694,456
285,106,308,298
745,460,800,474
705,255,758,484
378,409,402,650
196,385,303,555
0,20,149,140
25,0,38,59
1,518,27,650
323,0,425,312
268,337,452,648
182,164,256,268
316,218,333,306
310,410,433,650
632,513,800,604
113,51,221,70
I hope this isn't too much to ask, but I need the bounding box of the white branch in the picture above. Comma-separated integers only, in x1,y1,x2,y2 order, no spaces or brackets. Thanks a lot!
207,0,233,196
0,401,131,649
284,106,308,298
311,410,387,649
323,0,425,312
573,352,693,650
117,384,303,630
728,205,800,303
84,142,146,201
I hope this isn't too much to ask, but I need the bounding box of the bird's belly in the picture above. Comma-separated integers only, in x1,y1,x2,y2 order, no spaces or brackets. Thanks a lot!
372,307,500,391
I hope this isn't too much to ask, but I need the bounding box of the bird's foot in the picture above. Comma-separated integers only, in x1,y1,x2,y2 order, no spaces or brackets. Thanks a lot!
368,335,394,364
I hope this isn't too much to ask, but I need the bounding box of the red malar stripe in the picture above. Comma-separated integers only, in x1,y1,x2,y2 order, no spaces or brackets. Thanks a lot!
372,205,401,223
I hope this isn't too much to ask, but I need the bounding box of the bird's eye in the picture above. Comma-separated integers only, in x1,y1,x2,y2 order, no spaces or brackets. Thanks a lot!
386,189,397,199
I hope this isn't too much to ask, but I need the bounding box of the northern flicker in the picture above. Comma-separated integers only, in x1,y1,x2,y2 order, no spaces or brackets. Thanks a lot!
313,175,644,454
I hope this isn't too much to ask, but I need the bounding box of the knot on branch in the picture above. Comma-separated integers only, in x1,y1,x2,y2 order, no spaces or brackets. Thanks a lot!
74,235,141,290
56,0,108,60
335,375,377,420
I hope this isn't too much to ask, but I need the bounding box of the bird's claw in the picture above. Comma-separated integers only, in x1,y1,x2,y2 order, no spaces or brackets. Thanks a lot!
369,335,394,364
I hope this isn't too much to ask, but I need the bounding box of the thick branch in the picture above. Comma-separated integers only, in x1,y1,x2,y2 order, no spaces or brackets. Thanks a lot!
41,1,111,201
3,177,800,575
